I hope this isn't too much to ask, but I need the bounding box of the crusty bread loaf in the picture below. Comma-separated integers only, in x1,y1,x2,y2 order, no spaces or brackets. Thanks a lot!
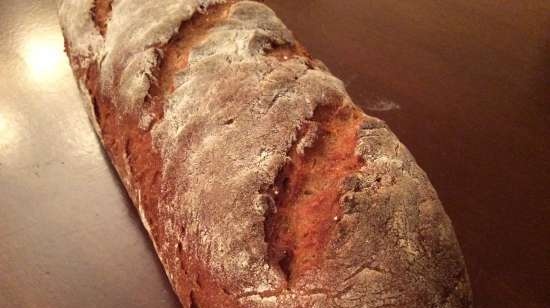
58,1,473,307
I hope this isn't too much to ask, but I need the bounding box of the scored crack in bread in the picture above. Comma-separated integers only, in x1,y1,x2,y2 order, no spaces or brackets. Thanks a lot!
58,0,473,307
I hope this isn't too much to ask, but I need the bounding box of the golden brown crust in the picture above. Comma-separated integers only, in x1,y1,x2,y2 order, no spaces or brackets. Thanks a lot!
59,1,473,307
149,1,236,100
82,3,242,307
91,0,113,36
265,103,366,284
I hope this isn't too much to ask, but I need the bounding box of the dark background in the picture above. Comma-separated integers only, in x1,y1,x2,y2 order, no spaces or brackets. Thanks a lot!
1,0,548,307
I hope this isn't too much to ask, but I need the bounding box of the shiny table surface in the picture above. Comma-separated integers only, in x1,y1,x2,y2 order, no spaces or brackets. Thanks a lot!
1,1,548,307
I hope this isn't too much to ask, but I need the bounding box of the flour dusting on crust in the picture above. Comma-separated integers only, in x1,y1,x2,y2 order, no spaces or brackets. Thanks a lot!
58,1,472,307
58,0,104,68
100,0,226,111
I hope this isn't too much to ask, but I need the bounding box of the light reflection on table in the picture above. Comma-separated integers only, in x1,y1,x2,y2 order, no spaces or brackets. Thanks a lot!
22,31,66,83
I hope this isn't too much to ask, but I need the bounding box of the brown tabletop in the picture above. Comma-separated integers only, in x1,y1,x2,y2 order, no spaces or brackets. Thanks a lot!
1,0,548,307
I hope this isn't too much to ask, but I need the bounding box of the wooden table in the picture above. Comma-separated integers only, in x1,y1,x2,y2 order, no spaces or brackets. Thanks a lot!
1,0,548,307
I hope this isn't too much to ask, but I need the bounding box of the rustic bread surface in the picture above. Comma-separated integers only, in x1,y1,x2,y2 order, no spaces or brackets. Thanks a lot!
58,0,473,307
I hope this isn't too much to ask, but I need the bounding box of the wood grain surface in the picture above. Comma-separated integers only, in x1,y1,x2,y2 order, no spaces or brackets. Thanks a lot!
1,0,548,307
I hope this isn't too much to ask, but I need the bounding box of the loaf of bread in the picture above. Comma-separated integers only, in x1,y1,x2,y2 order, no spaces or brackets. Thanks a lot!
58,0,473,307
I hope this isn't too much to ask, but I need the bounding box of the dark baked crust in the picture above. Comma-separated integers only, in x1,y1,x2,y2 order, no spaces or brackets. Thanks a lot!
58,0,473,307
